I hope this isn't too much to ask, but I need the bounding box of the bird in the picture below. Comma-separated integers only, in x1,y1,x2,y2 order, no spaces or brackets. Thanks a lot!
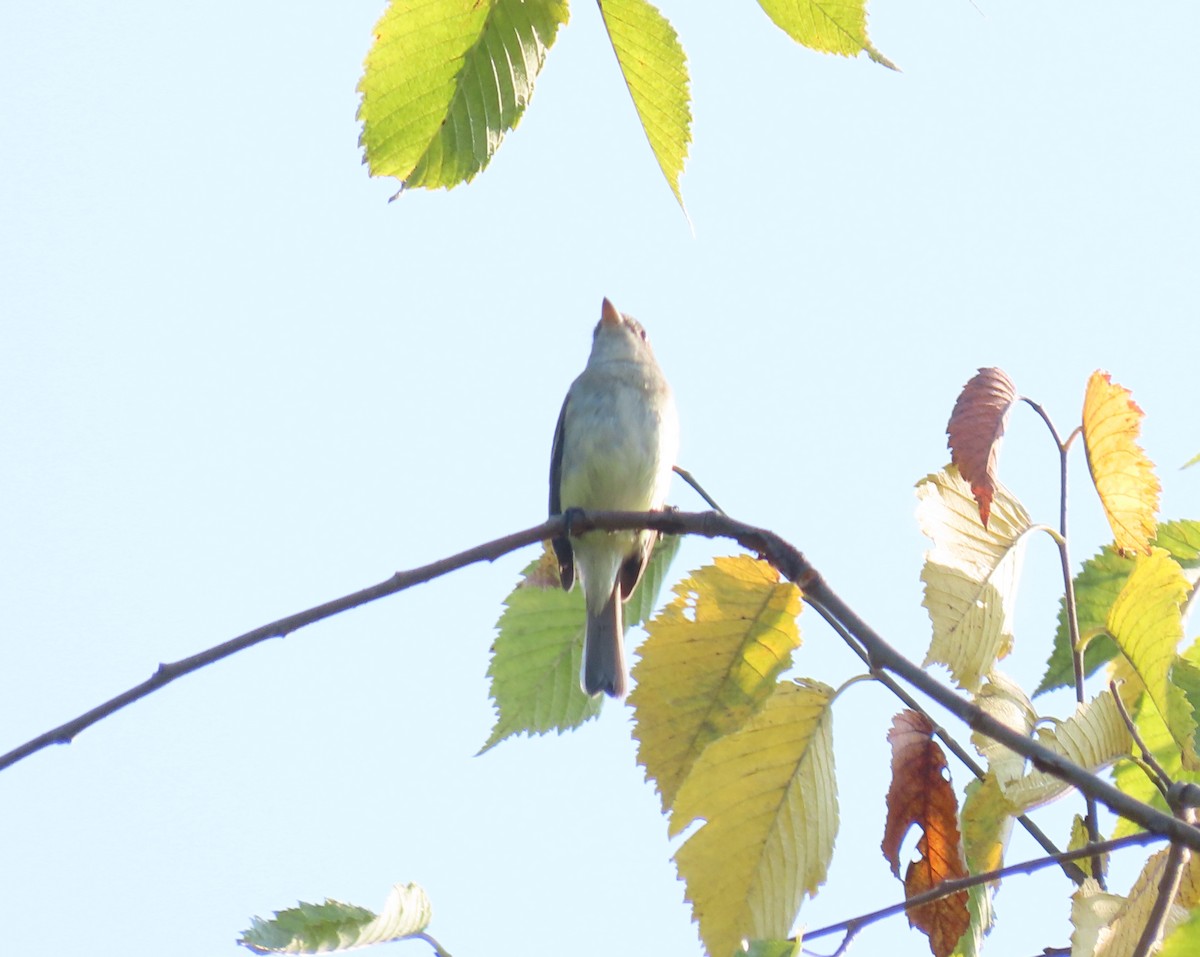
549,298,679,698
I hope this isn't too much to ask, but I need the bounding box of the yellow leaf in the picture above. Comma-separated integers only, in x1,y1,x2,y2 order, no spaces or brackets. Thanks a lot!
1068,814,1106,881
960,774,1015,878
633,556,802,810
1107,548,1195,769
999,691,1132,812
917,466,1033,692
1082,371,1160,556
971,672,1037,788
671,680,836,957
1071,849,1192,956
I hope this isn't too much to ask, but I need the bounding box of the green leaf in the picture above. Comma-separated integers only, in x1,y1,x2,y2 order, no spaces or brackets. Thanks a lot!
358,0,568,192
1161,909,1200,957
481,546,604,751
1107,548,1195,769
671,680,837,957
1071,851,1192,956
1112,639,1200,838
1183,451,1200,470
950,883,994,957
597,0,692,216
481,536,679,751
755,0,897,69
917,466,1034,692
633,555,802,810
1036,520,1200,696
744,939,803,957
240,883,433,954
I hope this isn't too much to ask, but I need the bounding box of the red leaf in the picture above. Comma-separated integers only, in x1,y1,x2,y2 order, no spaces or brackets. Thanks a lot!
946,367,1017,527
882,711,970,957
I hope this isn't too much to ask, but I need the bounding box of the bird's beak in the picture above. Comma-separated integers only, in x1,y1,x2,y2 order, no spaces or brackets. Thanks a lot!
600,297,622,328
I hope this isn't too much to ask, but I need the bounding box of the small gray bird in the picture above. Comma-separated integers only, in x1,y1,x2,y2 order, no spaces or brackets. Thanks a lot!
549,298,679,698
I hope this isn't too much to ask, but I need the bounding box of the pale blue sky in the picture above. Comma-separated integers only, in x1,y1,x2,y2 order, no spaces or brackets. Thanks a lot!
2,2,1197,956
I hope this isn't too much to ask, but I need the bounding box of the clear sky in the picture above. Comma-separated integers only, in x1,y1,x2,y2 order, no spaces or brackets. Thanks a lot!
2,2,1197,956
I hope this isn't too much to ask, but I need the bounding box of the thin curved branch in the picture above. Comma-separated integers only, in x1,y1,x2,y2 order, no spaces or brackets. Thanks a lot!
804,832,1164,949
6,508,1200,858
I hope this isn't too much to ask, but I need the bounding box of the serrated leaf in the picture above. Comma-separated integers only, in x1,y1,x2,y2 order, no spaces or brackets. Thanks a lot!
917,466,1033,692
1082,371,1161,557
755,0,897,69
483,537,680,750
949,883,994,957
1037,521,1200,695
882,711,969,957
358,0,568,192
1112,638,1200,838
1107,548,1195,769
999,691,1132,812
240,883,432,954
672,680,837,957
1070,851,1191,957
946,367,1018,528
597,0,691,216
481,546,603,750
633,555,802,810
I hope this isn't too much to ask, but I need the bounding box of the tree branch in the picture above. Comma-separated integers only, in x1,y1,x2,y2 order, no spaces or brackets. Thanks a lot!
803,832,1165,949
7,507,1200,860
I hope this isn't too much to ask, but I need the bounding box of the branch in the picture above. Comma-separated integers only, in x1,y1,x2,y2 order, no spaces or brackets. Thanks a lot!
803,832,1165,948
0,519,561,772
8,507,1200,860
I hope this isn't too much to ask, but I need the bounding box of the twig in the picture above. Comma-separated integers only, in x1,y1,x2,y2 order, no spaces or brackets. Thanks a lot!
672,465,725,513
803,832,1163,950
1110,679,1173,798
7,509,1200,856
1023,399,1105,885
1131,829,1189,957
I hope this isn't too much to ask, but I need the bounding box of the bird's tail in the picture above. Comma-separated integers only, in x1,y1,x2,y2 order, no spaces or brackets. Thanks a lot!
582,586,626,698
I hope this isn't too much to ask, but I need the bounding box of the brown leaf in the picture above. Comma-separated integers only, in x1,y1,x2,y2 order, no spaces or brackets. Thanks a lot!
946,367,1017,528
882,711,970,957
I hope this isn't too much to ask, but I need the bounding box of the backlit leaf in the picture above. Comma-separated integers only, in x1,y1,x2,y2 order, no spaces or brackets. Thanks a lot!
634,555,802,810
358,0,568,192
1070,851,1191,956
999,690,1131,812
672,680,837,957
882,711,970,957
1161,911,1200,957
917,466,1033,692
1111,640,1200,838
1082,371,1160,556
755,0,897,69
971,672,1037,788
481,546,602,750
1036,521,1200,695
946,367,1018,528
1107,548,1195,769
597,0,691,215
240,883,432,954
1068,814,1107,881
483,536,679,750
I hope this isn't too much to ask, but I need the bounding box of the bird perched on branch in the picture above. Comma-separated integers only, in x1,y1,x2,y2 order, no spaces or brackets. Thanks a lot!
549,298,679,698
